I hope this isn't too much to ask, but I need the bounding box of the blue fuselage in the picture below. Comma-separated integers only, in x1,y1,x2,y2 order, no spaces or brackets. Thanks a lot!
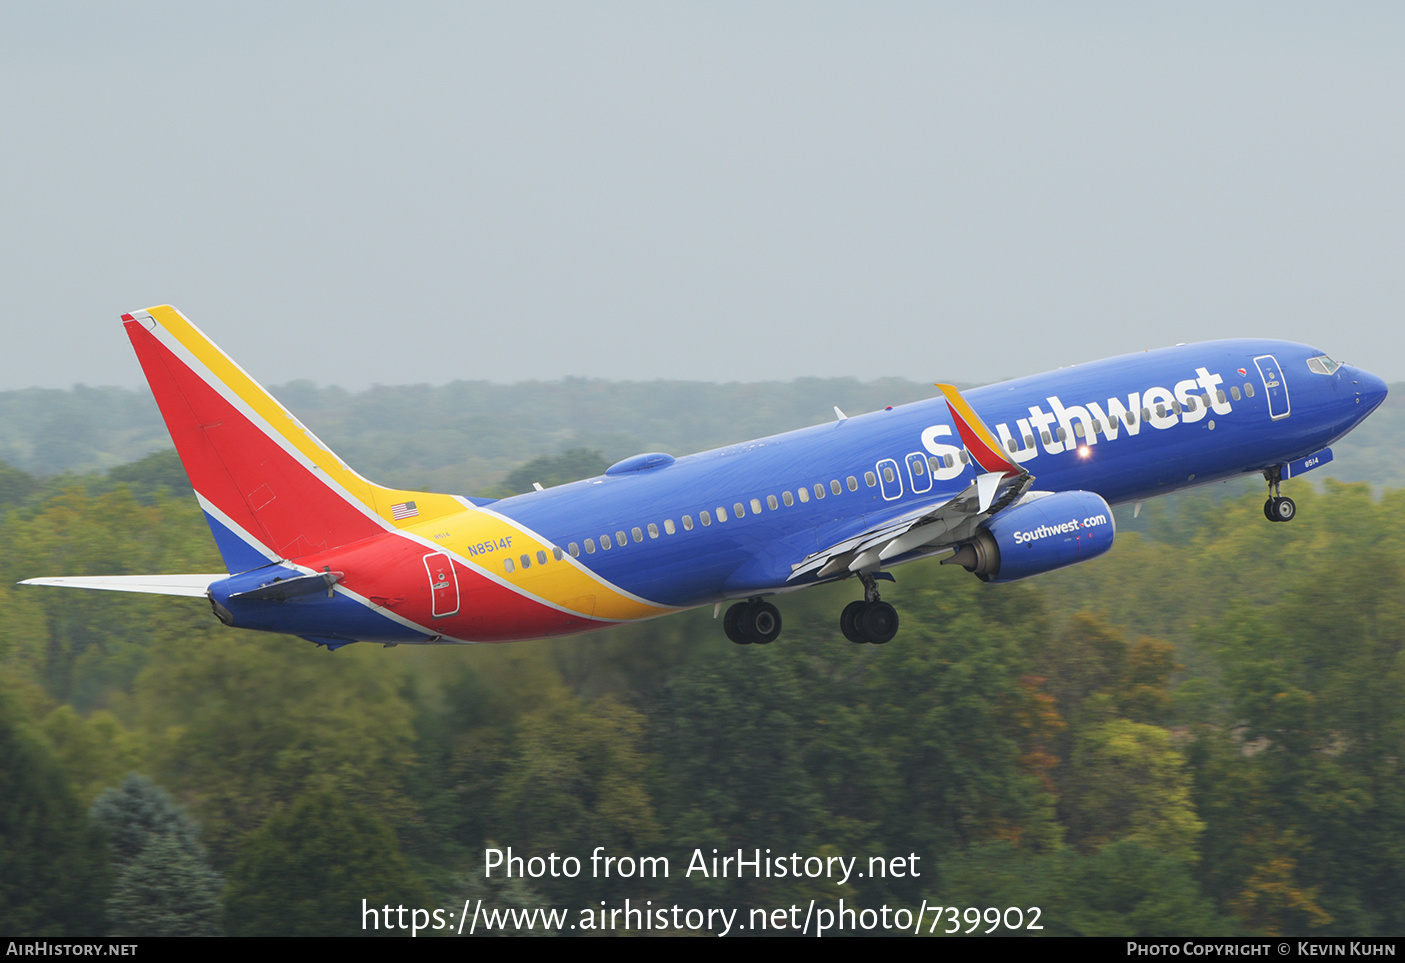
492,339,1387,607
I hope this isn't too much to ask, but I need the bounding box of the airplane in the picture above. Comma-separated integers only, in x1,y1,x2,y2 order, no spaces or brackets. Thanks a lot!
21,305,1388,647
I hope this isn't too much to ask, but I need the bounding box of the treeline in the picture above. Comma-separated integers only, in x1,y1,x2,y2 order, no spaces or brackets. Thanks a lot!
4,376,1402,494
1,458,1402,934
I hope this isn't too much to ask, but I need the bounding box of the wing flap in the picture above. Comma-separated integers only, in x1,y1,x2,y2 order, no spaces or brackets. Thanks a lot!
789,383,1033,581
789,471,1031,580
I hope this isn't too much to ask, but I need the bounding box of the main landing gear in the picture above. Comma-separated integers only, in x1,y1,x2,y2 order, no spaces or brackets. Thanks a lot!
1263,468,1296,523
840,573,899,645
724,598,782,645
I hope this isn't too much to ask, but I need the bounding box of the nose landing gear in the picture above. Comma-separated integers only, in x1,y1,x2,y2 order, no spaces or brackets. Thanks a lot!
1263,467,1296,523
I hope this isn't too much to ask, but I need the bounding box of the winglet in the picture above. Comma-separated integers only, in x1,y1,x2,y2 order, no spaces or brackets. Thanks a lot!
935,383,1020,477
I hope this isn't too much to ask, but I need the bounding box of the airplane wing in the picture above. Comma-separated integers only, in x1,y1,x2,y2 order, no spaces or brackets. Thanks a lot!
789,382,1032,581
788,470,1032,580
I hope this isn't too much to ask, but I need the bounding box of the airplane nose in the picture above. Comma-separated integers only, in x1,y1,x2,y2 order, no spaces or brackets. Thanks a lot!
1348,366,1388,415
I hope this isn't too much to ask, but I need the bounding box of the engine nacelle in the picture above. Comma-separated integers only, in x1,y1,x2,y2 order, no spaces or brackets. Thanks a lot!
943,490,1115,583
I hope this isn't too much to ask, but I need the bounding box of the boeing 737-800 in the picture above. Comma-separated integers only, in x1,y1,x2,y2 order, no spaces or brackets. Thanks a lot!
21,306,1388,647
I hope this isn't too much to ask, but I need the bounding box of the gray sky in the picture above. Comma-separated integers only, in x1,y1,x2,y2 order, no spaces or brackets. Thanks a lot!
2,2,1402,391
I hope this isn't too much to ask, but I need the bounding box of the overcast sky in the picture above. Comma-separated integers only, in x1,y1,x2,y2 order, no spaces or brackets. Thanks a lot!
2,2,1402,392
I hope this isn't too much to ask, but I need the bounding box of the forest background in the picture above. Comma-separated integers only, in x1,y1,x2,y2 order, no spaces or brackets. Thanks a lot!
2,375,1404,936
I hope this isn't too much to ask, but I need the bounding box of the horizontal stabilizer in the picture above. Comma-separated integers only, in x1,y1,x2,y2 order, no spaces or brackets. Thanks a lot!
18,575,222,597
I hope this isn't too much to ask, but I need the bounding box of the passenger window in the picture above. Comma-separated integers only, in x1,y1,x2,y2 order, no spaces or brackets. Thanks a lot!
735,502,746,518
1006,438,1017,452
831,479,842,495
1231,386,1241,401
1074,423,1085,438
1155,404,1166,418
683,515,695,530
700,510,712,526
504,557,515,573
913,459,925,476
1141,407,1151,422
1124,411,1135,427
847,476,858,491
551,547,562,561
1024,433,1035,446
783,491,794,507
751,498,762,514
814,483,825,499
569,543,580,557
648,523,658,538
716,506,727,521
664,519,676,535
1041,430,1052,444
616,531,627,547
797,488,809,503
632,527,643,543
864,471,876,487
928,456,940,472
600,535,611,551
1245,383,1255,397
1057,426,1068,441
959,451,970,464
883,466,895,483
585,538,596,554
1217,390,1226,404
537,550,548,565
521,554,531,569
1171,401,1181,415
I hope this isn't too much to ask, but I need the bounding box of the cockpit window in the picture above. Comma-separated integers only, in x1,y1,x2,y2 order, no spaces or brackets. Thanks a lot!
1307,355,1342,375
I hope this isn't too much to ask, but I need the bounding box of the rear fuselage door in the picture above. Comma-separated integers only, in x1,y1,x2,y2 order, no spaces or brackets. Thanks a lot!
1254,355,1291,421
423,551,460,618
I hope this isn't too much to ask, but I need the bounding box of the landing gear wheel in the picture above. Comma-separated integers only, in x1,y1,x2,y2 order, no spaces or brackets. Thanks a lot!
841,601,867,644
724,603,749,645
742,601,782,644
1263,469,1295,523
859,601,898,645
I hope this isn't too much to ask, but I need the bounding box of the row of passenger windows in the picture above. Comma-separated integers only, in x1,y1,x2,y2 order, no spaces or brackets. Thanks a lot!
501,384,1264,572
1000,384,1255,453
498,453,972,575
502,546,565,573
501,383,1265,573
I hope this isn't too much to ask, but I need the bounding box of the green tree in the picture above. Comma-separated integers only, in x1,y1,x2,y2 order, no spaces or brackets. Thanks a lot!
90,774,223,936
1066,720,1204,863
492,695,662,903
134,638,419,864
0,688,108,935
224,791,429,936
106,834,223,937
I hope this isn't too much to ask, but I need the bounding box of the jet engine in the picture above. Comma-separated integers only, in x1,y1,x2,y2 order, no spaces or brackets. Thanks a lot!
943,490,1115,583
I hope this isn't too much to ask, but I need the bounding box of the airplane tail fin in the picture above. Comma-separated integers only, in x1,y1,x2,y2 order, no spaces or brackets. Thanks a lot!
123,306,466,573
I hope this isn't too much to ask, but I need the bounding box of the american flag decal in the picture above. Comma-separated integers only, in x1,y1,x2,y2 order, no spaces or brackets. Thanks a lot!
391,501,419,520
